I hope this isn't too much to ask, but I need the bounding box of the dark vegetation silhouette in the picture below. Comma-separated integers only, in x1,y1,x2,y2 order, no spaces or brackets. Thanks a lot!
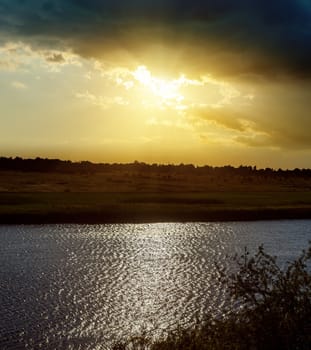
113,244,311,350
1,156,311,177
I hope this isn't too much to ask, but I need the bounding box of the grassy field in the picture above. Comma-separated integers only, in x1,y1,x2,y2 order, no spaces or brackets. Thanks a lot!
0,170,311,223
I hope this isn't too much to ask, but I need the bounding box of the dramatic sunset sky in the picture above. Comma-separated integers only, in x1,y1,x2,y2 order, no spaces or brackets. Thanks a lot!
1,1,311,168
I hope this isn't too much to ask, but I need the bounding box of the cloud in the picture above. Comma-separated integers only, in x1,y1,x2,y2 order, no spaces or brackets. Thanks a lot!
45,52,65,63
188,83,311,151
2,1,311,155
0,41,81,72
0,1,310,80
189,106,249,132
0,59,17,71
235,128,311,150
40,50,81,71
11,81,27,89
75,91,129,109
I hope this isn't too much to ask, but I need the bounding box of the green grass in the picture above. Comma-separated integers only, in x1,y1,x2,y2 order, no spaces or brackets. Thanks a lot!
0,191,311,223
1,170,311,223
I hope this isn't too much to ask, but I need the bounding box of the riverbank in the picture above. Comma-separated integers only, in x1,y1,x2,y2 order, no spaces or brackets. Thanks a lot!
1,167,311,224
113,244,311,350
1,191,311,224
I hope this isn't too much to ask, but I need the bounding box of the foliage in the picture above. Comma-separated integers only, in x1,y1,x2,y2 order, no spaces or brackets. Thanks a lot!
1,156,311,178
113,244,311,350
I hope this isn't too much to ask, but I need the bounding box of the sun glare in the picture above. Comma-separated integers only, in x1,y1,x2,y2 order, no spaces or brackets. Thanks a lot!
133,66,184,103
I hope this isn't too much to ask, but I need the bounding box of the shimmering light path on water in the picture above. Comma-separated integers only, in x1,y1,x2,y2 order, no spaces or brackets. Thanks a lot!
0,221,310,349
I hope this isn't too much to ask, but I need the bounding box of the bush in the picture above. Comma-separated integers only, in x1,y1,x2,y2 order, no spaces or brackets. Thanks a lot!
113,243,311,350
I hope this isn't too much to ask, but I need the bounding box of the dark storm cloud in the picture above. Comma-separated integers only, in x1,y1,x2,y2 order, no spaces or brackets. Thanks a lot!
1,0,311,79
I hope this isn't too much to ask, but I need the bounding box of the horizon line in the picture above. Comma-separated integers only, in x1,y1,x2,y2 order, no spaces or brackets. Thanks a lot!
1,156,310,172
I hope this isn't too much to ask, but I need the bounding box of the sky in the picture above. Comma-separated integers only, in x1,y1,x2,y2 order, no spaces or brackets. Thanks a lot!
1,0,311,168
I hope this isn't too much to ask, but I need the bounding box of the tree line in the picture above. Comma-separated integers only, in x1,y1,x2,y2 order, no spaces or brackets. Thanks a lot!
0,157,311,178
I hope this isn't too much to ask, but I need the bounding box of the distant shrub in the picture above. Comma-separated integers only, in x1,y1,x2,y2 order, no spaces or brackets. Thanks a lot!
113,243,311,350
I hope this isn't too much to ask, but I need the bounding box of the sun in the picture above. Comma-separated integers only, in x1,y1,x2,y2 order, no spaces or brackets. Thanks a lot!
133,66,184,103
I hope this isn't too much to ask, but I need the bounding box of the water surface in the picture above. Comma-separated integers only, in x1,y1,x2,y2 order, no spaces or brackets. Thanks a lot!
0,221,310,349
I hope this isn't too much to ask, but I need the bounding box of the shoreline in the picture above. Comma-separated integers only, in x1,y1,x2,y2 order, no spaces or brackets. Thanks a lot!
1,207,311,225
1,190,311,225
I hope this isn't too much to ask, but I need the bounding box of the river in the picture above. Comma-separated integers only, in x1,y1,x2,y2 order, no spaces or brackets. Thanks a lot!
0,220,310,349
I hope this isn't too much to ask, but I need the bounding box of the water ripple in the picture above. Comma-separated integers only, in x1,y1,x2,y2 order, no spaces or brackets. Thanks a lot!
0,221,310,349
